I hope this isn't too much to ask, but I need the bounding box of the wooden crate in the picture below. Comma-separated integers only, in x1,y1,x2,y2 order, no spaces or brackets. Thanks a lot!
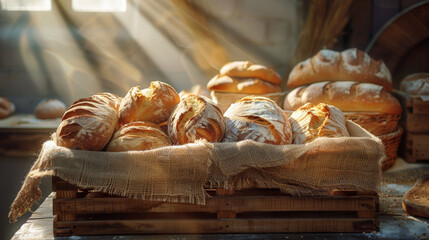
52,177,379,236
402,132,429,163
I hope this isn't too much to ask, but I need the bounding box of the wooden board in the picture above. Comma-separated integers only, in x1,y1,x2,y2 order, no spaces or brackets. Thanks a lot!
52,177,378,236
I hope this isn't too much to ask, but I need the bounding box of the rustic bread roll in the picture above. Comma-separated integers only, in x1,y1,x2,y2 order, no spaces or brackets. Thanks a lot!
34,99,67,119
287,48,392,91
400,73,429,95
179,85,211,99
106,121,171,152
403,175,429,218
284,81,402,114
0,97,15,119
223,96,292,144
55,93,121,151
289,103,349,144
119,81,180,125
168,94,225,144
220,61,282,85
207,75,281,94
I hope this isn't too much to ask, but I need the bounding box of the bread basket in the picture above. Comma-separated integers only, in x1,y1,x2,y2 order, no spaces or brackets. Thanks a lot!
343,112,401,136
211,91,287,113
378,126,403,171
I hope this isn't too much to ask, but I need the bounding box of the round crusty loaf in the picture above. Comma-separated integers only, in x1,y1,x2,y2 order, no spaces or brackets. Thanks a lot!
287,48,392,91
223,96,292,145
34,99,67,119
207,75,281,94
168,94,225,144
400,73,429,95
284,81,402,114
106,121,171,152
0,97,15,119
289,103,350,144
56,93,121,151
219,61,282,85
119,81,180,125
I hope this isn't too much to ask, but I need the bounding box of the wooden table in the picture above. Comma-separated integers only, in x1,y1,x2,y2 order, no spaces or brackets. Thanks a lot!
11,159,429,240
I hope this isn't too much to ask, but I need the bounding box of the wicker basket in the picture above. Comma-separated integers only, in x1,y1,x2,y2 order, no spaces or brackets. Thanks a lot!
211,91,287,113
344,112,401,136
378,126,403,171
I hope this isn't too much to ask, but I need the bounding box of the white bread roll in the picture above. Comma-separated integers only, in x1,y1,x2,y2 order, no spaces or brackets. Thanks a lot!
55,93,121,151
287,48,392,91
400,73,429,95
168,94,225,144
283,81,402,114
106,121,171,152
207,75,281,94
34,99,67,119
223,96,292,145
289,103,350,144
119,81,180,125
219,61,282,85
0,97,15,119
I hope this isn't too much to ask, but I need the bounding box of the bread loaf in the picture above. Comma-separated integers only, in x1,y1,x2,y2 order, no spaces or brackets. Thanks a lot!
289,103,349,144
284,81,402,114
400,73,429,95
207,75,281,94
179,85,211,99
287,48,392,91
34,99,67,119
55,93,121,151
168,94,225,144
119,81,180,125
106,121,171,152
0,97,15,119
219,61,282,85
403,175,429,218
223,96,292,145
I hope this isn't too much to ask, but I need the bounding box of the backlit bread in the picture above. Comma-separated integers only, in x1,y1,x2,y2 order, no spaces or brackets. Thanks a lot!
207,75,281,94
55,93,121,151
119,81,180,124
34,99,67,119
168,94,225,144
289,103,350,144
0,97,15,119
220,61,282,85
179,85,211,99
400,73,429,95
106,121,171,152
284,81,402,114
287,48,392,91
223,96,292,145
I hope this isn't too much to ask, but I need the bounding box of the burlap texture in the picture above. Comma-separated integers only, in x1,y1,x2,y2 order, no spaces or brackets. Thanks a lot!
9,120,384,222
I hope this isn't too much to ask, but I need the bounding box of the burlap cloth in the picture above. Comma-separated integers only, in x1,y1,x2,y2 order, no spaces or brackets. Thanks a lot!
9,120,385,222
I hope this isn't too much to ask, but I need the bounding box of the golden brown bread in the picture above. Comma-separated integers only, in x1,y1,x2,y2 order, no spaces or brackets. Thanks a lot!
168,94,225,144
223,96,292,145
179,85,211,99
106,121,171,152
207,75,281,94
289,103,350,144
283,81,402,114
287,48,392,91
402,175,429,219
400,73,429,95
55,93,121,151
220,61,282,85
119,82,180,125
0,97,15,119
34,99,67,119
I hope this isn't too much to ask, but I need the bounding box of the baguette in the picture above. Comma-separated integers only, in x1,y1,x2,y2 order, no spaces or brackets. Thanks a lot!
287,48,392,91
284,81,401,114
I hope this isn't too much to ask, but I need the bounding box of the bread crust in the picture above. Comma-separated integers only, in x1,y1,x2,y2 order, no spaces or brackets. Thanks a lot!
119,82,180,125
0,97,15,119
106,121,171,152
207,75,281,94
168,95,225,144
289,103,350,144
402,175,429,218
283,81,402,114
34,99,67,119
400,72,429,95
287,48,392,91
55,93,121,151
223,96,292,145
220,61,282,85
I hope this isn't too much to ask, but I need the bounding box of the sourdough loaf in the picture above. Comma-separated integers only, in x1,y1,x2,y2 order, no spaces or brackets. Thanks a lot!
287,49,392,91
403,175,429,218
400,73,429,95
207,75,281,94
0,97,15,119
34,99,67,119
220,61,282,85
